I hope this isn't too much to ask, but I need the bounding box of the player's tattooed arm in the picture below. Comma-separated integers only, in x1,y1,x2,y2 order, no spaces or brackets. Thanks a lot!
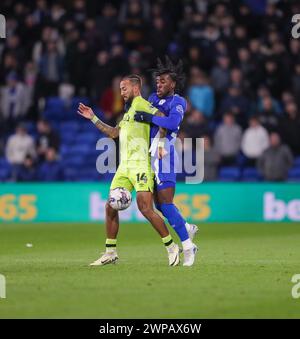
94,119,119,139
77,103,119,139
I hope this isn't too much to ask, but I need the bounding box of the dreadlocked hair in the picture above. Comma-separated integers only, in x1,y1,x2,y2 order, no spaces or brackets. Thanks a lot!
151,56,186,91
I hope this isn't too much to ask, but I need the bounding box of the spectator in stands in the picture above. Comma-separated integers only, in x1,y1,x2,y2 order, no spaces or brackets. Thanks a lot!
99,76,124,124
187,46,210,72
256,86,281,114
210,55,231,96
1,35,25,69
71,0,86,25
281,91,295,108
66,39,92,96
182,109,211,139
96,3,118,47
0,0,299,183
219,84,250,127
262,58,285,99
33,25,65,68
232,25,248,49
24,61,38,113
109,44,130,77
178,12,205,50
241,115,269,167
203,135,220,181
128,50,142,74
292,63,300,108
229,68,248,95
289,38,300,67
187,67,215,118
214,112,242,166
84,18,102,51
0,134,5,156
90,51,112,102
36,119,60,161
0,52,19,85
258,96,280,132
38,41,64,97
0,72,29,131
148,16,171,60
119,0,149,49
5,124,36,166
15,155,38,182
38,148,64,181
258,132,293,181
280,102,300,156
237,47,256,88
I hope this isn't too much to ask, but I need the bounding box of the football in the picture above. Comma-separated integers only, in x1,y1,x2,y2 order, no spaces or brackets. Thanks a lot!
108,187,132,211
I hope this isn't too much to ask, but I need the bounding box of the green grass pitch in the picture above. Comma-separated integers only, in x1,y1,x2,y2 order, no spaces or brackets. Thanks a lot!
0,222,299,318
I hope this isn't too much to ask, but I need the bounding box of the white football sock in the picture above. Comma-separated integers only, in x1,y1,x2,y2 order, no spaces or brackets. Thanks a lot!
185,222,191,232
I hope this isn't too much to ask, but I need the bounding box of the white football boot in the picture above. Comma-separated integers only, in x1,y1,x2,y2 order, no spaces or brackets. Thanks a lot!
167,243,180,266
186,223,199,240
89,250,119,266
183,244,198,267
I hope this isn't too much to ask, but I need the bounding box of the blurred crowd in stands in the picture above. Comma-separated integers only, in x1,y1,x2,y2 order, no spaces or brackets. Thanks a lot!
0,0,300,182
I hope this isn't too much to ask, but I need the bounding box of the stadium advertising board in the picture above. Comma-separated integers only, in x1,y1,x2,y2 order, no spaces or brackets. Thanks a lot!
0,183,299,223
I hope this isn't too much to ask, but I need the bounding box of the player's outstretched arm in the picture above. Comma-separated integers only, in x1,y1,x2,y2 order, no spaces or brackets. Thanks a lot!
77,103,119,139
134,110,181,130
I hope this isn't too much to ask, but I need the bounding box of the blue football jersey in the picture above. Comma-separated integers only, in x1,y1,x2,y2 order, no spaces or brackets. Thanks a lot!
148,93,187,184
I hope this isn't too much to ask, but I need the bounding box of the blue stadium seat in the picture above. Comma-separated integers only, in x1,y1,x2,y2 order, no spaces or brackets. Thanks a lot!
43,97,65,121
76,168,99,182
43,97,90,121
0,168,11,181
219,167,240,181
76,133,98,144
68,144,91,155
241,167,261,181
0,158,11,181
294,156,300,168
236,153,246,167
59,145,71,157
0,157,10,167
25,121,37,135
60,132,75,145
79,121,96,132
100,172,115,182
63,156,86,167
84,156,98,167
59,121,80,132
288,167,300,181
92,108,105,120
71,97,89,109
46,97,64,111
64,167,78,181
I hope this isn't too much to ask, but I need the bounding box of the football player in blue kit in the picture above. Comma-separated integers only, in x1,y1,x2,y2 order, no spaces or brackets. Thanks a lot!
134,58,198,266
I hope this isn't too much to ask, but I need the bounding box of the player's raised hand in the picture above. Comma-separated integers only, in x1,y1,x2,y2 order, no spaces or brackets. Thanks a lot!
77,103,94,120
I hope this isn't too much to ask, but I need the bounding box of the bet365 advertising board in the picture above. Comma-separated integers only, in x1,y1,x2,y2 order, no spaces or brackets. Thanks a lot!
0,183,299,223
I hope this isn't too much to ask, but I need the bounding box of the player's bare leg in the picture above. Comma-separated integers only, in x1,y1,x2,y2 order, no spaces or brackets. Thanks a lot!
137,191,169,237
136,191,180,266
89,203,119,266
154,186,198,266
105,202,119,239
